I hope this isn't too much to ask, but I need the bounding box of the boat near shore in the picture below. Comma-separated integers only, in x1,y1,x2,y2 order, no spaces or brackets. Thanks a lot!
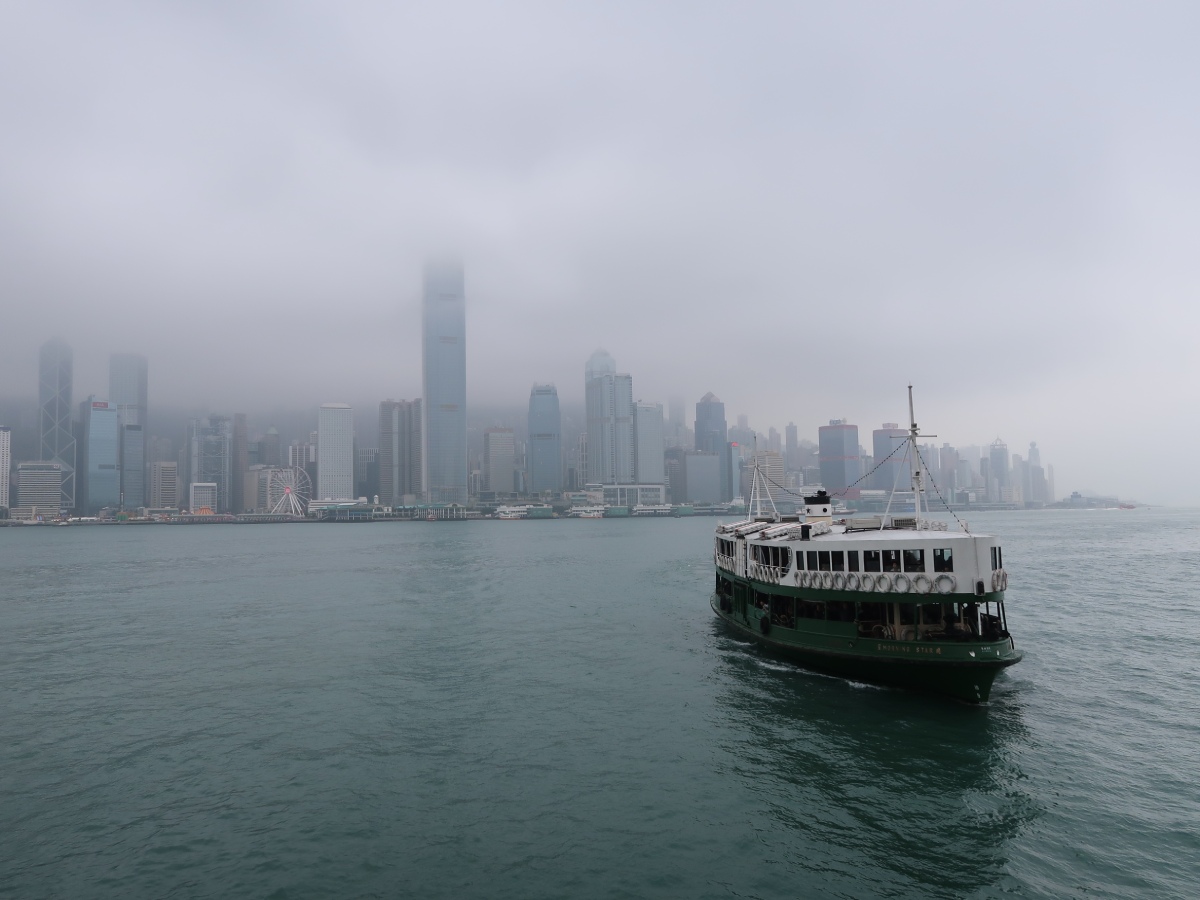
711,389,1022,703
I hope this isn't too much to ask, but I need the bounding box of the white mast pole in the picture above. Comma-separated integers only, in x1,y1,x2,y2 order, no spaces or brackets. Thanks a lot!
908,385,922,526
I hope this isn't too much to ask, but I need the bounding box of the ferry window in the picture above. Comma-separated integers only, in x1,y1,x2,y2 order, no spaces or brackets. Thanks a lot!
990,547,999,570
902,549,925,573
997,547,1003,569
857,602,885,623
847,551,860,572
919,603,943,626
882,550,901,572
754,589,769,610
771,594,795,627
831,551,845,572
818,551,831,571
807,551,818,571
864,550,881,572
898,604,915,626
828,601,855,622
797,599,825,620
780,548,792,570
933,549,953,573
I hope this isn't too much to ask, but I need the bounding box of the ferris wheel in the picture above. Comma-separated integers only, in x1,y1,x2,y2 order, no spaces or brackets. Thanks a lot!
267,466,311,516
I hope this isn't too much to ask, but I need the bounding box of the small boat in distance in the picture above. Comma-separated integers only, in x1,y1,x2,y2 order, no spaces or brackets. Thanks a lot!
710,388,1022,703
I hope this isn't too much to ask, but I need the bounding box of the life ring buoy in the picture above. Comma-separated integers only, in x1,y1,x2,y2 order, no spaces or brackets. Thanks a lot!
793,569,802,584
876,573,893,593
991,570,1003,592
820,571,834,590
846,573,860,591
914,574,932,595
1000,570,1008,591
935,573,956,595
760,616,771,635
860,574,874,593
894,574,911,594
871,623,894,639
900,626,916,641
832,572,847,590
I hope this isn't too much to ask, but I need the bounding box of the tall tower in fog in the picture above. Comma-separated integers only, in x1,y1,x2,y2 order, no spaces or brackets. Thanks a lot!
38,338,76,510
110,353,148,509
584,350,634,485
317,404,354,501
421,260,468,505
527,384,562,494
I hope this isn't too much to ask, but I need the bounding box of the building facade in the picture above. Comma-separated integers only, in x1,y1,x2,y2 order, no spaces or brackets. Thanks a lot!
188,417,232,513
527,384,562,494
109,353,148,510
76,398,121,514
633,401,665,485
584,350,634,485
482,427,516,494
379,399,422,506
15,461,62,519
870,423,908,492
38,338,76,510
150,461,178,508
818,419,861,497
317,403,354,501
0,426,10,510
694,393,731,501
422,260,468,505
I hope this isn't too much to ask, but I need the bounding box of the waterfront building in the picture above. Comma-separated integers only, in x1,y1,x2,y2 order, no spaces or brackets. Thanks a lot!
38,338,76,510
634,401,665,485
683,450,722,504
261,428,281,467
120,425,144,508
988,438,1010,503
189,482,218,512
483,427,516,494
694,393,732,501
188,417,232,513
231,413,249,513
752,450,786,506
379,399,422,505
527,384,562,494
150,461,178,509
355,447,380,502
317,403,354,501
422,259,468,505
785,423,799,471
584,351,634,485
818,419,860,497
0,426,10,510
109,353,147,509
14,461,62,519
76,399,121,514
871,423,908,491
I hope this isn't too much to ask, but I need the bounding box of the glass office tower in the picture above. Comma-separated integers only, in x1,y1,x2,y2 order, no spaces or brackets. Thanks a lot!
421,260,467,505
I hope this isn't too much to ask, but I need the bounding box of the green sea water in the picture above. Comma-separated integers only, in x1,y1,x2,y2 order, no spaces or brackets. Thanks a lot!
1,510,1198,898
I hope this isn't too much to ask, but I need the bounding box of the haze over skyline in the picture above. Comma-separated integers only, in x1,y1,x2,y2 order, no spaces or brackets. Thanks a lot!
2,2,1198,504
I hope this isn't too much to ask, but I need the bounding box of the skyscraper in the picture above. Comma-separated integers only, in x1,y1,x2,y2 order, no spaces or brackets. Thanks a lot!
16,461,62,519
584,350,634,485
109,353,148,510
482,427,516,494
0,426,10,510
38,338,76,510
633,401,665,485
379,399,422,505
188,417,232,513
694,393,731,501
871,423,908,491
76,398,121,514
818,419,861,497
422,260,467,505
231,413,249,512
150,461,178,508
527,384,562,494
317,403,354,500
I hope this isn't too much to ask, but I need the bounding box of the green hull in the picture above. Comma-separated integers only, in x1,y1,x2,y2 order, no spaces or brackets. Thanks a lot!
710,591,1021,703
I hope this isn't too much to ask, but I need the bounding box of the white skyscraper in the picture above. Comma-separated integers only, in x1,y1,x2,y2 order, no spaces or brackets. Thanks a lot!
317,403,354,500
0,426,10,510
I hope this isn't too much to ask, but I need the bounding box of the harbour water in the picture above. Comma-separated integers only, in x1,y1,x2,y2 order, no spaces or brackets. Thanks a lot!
2,510,1198,898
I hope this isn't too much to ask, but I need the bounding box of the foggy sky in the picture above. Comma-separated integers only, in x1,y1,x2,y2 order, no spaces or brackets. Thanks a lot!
2,1,1198,504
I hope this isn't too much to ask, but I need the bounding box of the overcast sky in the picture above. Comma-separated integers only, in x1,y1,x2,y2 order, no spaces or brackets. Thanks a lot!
2,1,1198,503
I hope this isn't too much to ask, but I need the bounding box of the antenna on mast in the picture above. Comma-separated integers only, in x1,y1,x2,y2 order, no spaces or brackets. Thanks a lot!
907,385,936,528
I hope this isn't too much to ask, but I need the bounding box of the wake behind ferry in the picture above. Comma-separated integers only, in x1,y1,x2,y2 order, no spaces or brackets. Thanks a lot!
711,389,1022,703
